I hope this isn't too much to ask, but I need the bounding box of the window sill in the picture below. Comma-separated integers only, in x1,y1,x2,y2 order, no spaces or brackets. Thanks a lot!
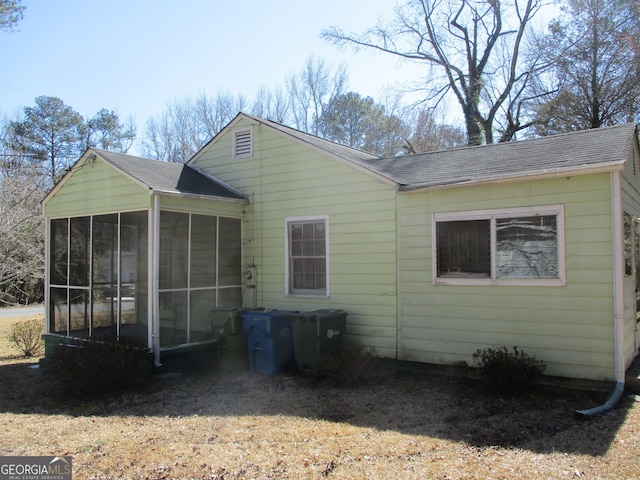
286,292,330,299
434,277,565,287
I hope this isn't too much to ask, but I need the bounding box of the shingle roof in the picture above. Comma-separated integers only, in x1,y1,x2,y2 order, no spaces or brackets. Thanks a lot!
359,124,637,191
92,148,245,200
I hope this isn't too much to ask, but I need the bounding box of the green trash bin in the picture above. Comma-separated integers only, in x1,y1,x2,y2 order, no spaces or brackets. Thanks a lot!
208,307,263,372
293,309,347,373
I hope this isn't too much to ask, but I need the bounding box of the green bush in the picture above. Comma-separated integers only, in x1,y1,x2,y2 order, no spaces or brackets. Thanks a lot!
473,345,546,393
317,343,378,386
8,318,44,357
52,336,150,397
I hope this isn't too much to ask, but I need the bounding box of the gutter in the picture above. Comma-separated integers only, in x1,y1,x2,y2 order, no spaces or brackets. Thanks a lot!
576,171,626,417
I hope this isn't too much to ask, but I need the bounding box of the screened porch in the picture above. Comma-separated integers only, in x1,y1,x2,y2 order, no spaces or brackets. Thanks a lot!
47,209,243,351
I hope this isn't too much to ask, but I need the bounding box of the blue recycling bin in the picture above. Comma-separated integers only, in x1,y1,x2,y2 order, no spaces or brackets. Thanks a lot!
241,310,298,375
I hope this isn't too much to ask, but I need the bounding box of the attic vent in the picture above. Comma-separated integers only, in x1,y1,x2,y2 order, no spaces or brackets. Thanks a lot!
233,127,253,158
634,153,638,176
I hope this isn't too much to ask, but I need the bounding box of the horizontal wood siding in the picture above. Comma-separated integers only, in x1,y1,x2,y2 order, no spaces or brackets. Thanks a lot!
45,158,150,218
621,144,640,369
397,174,617,381
194,120,398,356
158,196,244,218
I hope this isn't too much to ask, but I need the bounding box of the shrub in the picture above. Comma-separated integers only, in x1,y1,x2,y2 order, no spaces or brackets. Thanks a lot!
317,343,378,386
52,336,150,397
473,345,546,393
8,318,44,357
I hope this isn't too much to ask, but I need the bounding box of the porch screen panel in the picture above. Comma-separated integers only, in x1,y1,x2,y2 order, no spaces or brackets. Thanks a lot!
49,219,68,334
69,289,89,334
218,217,242,286
159,291,187,347
190,289,216,342
69,217,90,286
50,218,68,286
50,287,68,335
159,212,189,289
190,215,217,288
218,287,242,307
120,211,149,342
92,215,118,337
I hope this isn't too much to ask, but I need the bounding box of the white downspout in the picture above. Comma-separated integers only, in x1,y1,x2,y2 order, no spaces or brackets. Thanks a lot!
44,217,50,334
577,172,626,416
151,194,162,367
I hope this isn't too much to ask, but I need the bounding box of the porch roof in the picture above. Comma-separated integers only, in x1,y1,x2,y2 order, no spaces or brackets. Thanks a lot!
92,148,246,201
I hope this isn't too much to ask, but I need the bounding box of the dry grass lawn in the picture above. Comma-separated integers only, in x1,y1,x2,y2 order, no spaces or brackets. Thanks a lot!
1,313,639,479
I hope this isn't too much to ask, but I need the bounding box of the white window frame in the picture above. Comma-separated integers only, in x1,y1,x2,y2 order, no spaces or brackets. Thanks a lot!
432,205,566,286
285,215,330,297
232,126,253,159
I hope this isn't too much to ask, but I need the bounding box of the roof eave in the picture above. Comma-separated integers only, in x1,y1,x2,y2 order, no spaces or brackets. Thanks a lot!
151,189,248,204
398,162,625,193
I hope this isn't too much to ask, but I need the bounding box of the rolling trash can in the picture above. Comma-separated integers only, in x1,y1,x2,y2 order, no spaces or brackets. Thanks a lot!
241,310,298,375
209,307,263,372
293,309,347,373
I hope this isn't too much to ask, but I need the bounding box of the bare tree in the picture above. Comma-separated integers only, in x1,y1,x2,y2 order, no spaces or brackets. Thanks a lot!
287,56,348,134
404,108,466,153
531,0,640,134
0,114,44,305
196,91,246,139
250,86,290,124
322,0,545,145
142,92,244,163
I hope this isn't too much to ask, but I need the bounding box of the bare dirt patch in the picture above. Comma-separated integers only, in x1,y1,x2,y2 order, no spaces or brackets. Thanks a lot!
0,315,639,479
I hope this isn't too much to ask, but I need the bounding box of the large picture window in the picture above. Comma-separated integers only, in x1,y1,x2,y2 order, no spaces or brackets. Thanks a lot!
286,216,329,296
434,205,565,286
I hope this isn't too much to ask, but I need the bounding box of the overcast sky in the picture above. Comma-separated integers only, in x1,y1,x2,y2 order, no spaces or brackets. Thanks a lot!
1,0,427,128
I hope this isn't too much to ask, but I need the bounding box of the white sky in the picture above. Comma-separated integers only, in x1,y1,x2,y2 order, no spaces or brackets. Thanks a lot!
1,0,427,127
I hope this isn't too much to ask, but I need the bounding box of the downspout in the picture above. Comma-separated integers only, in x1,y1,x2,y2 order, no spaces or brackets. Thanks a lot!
576,172,626,417
151,194,162,367
44,217,50,335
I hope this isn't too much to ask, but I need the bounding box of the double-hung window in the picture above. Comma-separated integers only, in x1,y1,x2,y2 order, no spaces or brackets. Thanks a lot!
286,215,329,296
433,205,565,286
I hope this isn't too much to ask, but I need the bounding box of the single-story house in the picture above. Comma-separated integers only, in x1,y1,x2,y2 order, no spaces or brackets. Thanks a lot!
42,113,640,387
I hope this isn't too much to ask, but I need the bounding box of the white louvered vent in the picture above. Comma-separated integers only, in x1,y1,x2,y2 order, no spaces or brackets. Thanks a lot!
233,127,253,158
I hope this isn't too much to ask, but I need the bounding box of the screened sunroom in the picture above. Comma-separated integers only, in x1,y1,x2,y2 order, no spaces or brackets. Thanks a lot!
42,148,247,364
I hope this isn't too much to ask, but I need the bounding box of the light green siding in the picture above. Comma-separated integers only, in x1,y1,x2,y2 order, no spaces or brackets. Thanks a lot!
44,157,151,217
158,195,244,218
621,144,640,370
397,174,617,381
193,119,398,356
